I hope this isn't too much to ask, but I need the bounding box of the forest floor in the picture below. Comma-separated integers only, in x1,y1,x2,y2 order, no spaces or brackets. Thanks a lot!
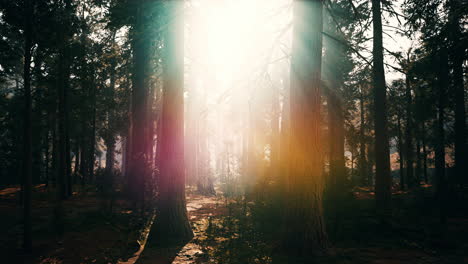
1,184,468,264
1,184,150,264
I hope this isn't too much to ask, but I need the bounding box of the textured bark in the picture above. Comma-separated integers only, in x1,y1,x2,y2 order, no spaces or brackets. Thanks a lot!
372,0,391,215
284,0,327,254
22,0,33,251
150,0,193,243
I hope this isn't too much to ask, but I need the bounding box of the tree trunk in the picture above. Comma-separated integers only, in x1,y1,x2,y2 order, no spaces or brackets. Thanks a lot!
270,83,280,183
435,49,448,225
358,87,368,186
284,0,327,254
415,137,422,185
404,73,414,188
279,74,290,195
448,0,467,186
22,0,33,251
422,122,428,183
150,0,193,243
397,114,404,190
324,25,346,193
128,2,151,206
372,0,391,215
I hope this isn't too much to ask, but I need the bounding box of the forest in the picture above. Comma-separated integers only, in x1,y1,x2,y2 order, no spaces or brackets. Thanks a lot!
0,0,467,263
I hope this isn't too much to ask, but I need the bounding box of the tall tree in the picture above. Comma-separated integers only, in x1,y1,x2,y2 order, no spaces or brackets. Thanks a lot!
435,49,448,225
21,0,34,251
447,0,467,185
371,0,391,215
284,0,327,254
128,1,151,206
150,0,193,243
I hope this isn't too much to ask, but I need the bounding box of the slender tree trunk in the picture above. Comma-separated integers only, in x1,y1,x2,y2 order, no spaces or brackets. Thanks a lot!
54,0,72,237
326,81,345,192
22,0,34,251
74,140,80,176
150,0,193,243
271,84,280,182
415,137,422,185
372,0,391,215
404,73,414,188
105,36,117,177
284,0,327,254
397,114,404,190
279,74,290,195
88,83,96,183
422,122,428,183
324,18,346,192
358,88,368,186
435,49,448,225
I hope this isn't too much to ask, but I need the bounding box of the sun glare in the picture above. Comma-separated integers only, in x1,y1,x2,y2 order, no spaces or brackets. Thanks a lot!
185,0,292,172
186,0,291,89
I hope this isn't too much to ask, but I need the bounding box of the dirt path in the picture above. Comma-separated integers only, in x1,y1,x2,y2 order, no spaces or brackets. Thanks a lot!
127,193,224,264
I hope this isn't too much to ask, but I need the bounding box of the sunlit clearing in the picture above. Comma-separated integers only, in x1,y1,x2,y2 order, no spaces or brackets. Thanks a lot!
185,0,292,180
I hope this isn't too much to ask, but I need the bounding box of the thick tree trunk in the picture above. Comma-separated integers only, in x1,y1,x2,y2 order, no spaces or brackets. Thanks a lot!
22,0,33,251
150,0,193,243
128,2,150,206
284,0,327,254
372,0,391,215
448,0,467,186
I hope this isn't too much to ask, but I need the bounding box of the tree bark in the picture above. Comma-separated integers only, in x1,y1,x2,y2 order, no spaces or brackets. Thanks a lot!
284,0,327,254
372,0,392,215
150,0,193,243
128,1,150,205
